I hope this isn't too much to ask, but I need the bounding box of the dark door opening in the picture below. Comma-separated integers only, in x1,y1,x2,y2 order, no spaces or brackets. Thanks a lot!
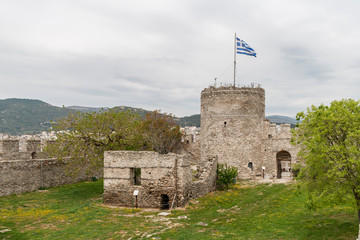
248,162,253,171
161,194,170,210
276,151,291,179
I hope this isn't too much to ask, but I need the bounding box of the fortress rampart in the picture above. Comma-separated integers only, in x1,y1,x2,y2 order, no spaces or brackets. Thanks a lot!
0,138,101,197
1,85,299,208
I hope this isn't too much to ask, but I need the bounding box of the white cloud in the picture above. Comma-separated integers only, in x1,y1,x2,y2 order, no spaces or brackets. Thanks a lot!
0,0,359,117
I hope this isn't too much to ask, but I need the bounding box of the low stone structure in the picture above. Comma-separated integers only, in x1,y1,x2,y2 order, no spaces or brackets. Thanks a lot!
103,151,217,208
0,139,101,197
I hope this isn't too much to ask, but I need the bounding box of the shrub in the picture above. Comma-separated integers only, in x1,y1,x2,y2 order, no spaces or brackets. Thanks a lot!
216,163,238,189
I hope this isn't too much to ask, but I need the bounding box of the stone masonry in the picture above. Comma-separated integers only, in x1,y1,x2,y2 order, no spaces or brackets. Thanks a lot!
103,151,217,208
103,85,299,208
0,139,102,197
200,85,299,179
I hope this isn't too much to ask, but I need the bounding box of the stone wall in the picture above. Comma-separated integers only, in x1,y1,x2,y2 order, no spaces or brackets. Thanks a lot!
103,151,217,208
0,138,102,197
24,140,41,153
182,139,201,166
0,158,101,196
262,120,299,179
185,155,217,200
0,140,19,153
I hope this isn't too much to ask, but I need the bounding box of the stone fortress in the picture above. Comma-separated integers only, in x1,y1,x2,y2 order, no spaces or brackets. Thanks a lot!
198,85,298,179
103,84,299,209
0,136,101,197
0,84,299,209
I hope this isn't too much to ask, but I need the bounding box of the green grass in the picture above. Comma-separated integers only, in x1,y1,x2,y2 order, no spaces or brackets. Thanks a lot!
0,180,357,239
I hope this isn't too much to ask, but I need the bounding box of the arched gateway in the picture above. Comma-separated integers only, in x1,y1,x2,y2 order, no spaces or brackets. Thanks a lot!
276,151,291,179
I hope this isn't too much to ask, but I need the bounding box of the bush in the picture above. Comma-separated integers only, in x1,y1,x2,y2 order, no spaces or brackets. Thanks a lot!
216,163,238,190
291,163,301,178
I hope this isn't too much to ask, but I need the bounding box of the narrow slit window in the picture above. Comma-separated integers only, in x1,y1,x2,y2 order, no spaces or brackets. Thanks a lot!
130,168,141,185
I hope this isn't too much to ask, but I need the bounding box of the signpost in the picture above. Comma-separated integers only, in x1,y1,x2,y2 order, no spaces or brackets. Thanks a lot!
132,190,139,213
262,166,266,179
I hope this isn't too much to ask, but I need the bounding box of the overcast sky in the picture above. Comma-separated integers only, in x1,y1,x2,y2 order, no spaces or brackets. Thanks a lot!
1,0,359,118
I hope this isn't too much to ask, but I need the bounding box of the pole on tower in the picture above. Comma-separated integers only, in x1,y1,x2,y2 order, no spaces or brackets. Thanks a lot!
233,33,237,86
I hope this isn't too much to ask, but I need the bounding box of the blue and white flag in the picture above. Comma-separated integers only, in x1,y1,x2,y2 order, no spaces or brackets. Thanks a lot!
236,37,256,57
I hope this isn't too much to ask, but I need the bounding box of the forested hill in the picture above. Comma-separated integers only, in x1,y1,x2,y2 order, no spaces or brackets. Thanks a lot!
0,98,297,135
0,98,72,135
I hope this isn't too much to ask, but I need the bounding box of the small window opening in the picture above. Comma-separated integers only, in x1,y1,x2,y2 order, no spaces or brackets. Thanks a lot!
268,134,272,139
161,194,170,210
248,162,253,171
224,121,227,127
31,152,36,159
130,168,141,185
186,140,189,144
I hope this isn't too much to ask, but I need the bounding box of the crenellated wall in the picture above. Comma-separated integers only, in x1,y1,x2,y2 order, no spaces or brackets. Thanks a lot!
0,158,100,196
262,119,299,179
0,139,102,197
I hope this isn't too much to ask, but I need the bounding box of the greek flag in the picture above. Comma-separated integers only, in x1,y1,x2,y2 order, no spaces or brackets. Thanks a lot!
236,37,256,57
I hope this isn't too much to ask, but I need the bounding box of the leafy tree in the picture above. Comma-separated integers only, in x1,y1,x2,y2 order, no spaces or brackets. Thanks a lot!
45,109,183,176
45,109,147,176
292,99,360,238
143,110,183,154
216,163,238,189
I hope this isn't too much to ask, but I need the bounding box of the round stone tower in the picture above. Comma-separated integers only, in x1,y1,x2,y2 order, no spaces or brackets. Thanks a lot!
200,85,265,179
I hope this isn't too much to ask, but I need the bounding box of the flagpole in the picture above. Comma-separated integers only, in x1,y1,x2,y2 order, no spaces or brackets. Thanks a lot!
233,33,237,86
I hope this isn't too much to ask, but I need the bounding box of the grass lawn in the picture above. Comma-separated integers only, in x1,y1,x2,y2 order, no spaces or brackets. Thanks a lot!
0,180,357,239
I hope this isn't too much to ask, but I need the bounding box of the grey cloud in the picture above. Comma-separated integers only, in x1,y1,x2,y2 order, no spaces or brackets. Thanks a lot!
1,0,360,117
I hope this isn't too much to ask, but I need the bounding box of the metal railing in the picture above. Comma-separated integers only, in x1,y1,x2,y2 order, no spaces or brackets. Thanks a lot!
209,82,262,88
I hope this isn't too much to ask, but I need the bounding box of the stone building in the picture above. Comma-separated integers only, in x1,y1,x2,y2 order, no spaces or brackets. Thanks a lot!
103,151,217,208
103,84,299,208
200,85,299,179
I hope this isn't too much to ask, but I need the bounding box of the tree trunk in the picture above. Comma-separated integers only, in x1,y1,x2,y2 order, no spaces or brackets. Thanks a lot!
353,189,360,240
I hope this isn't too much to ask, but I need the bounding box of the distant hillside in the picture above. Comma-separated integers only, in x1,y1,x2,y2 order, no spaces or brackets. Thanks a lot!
0,99,156,135
266,115,297,125
0,98,72,135
175,114,201,127
111,106,151,118
266,115,298,128
66,106,108,113
0,98,298,135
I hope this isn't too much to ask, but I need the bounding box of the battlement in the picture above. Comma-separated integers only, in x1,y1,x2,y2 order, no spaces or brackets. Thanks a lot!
201,85,264,99
263,119,292,139
0,140,20,153
0,139,52,160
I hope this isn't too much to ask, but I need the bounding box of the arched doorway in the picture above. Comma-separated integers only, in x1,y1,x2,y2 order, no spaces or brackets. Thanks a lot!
276,151,291,179
247,162,253,171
